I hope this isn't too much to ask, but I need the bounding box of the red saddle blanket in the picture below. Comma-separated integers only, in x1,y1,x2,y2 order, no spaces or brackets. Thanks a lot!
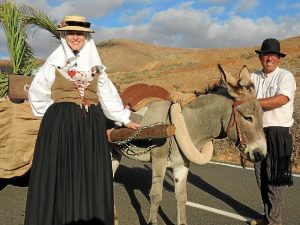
120,83,170,111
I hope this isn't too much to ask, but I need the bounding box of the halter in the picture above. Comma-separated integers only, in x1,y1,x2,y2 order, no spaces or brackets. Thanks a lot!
226,100,247,151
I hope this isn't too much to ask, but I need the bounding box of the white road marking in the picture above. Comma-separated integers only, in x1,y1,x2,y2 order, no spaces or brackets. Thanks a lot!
209,161,254,170
209,161,300,178
186,201,252,222
185,161,299,222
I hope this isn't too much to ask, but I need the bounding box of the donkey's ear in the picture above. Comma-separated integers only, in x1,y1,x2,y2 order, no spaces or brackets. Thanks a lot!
238,65,252,87
218,64,238,97
218,64,238,87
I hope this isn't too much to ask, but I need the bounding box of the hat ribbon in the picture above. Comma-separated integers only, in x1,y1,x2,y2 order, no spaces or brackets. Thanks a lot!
58,21,91,28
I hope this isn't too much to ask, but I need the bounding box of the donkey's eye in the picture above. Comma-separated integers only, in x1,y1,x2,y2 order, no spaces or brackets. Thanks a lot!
244,116,253,122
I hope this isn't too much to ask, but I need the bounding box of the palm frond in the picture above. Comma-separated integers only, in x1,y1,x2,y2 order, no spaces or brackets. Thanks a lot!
1,1,59,77
21,5,60,40
0,1,37,75
0,73,9,98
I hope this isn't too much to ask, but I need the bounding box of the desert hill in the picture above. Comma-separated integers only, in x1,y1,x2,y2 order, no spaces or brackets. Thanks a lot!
96,36,300,95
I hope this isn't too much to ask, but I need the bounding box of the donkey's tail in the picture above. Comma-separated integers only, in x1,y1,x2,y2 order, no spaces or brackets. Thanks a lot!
170,103,213,165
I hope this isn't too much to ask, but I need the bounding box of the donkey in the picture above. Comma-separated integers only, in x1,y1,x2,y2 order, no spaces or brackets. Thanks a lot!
111,64,267,225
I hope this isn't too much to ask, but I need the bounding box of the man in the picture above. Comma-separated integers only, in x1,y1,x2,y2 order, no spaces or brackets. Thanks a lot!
249,38,296,225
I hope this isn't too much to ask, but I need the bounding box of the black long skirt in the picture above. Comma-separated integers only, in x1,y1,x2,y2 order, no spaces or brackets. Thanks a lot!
25,102,113,225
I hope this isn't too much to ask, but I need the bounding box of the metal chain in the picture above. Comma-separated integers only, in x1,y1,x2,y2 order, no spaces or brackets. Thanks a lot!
167,135,173,160
112,122,163,156
124,142,157,156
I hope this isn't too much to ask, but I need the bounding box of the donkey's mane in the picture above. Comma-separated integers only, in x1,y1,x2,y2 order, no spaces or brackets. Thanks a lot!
194,78,224,97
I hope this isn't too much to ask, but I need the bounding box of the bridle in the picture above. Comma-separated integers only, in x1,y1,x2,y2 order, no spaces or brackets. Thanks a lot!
226,100,247,152
226,100,250,168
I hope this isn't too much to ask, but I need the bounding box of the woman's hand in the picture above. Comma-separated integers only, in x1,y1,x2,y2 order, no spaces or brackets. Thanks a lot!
106,122,140,143
126,121,141,129
106,128,114,142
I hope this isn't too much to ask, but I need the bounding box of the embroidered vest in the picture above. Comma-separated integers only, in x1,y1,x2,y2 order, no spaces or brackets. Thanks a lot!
51,70,99,106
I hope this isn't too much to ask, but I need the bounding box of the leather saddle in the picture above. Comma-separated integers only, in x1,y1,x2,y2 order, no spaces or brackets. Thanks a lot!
120,83,170,111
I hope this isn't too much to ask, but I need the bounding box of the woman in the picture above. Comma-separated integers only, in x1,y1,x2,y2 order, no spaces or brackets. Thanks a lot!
25,15,139,225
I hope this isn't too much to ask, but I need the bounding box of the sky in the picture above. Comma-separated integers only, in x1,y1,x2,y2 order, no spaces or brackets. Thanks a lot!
1,0,300,59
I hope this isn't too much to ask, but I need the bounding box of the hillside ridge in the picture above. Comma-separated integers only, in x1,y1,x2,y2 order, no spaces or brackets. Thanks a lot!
95,36,300,93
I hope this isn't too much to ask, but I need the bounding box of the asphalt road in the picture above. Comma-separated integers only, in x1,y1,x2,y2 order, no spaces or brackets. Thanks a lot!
1,157,299,225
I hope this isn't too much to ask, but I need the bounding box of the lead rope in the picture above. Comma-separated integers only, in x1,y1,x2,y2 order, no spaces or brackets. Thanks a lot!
226,101,247,168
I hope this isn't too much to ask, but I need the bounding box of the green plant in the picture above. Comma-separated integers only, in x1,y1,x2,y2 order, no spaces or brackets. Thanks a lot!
0,73,8,98
0,0,59,97
0,0,36,75
0,1,59,76
22,5,59,40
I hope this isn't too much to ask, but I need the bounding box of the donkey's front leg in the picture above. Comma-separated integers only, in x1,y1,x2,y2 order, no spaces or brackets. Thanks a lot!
173,164,189,225
148,156,168,225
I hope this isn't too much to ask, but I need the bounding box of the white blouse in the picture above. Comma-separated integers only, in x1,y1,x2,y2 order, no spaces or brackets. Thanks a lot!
28,62,131,126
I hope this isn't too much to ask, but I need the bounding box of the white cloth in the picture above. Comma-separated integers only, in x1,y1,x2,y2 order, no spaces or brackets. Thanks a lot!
28,33,131,125
47,33,102,71
251,67,296,128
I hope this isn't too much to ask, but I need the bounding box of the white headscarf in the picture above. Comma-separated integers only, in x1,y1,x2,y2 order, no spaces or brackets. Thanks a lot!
46,32,104,72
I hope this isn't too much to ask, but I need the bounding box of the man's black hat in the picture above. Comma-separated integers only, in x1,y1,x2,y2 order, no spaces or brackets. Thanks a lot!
255,38,286,58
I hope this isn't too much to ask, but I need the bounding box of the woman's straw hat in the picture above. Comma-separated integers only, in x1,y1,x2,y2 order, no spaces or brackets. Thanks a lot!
57,15,94,33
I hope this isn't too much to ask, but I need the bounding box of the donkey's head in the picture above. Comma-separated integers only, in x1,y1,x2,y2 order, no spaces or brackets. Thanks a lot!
218,64,267,162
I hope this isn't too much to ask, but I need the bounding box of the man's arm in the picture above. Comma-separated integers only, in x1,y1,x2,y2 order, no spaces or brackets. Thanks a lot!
258,94,289,110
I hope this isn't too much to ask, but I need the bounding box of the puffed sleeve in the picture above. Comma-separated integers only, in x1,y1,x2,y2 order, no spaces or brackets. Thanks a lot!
97,68,131,126
28,63,55,118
